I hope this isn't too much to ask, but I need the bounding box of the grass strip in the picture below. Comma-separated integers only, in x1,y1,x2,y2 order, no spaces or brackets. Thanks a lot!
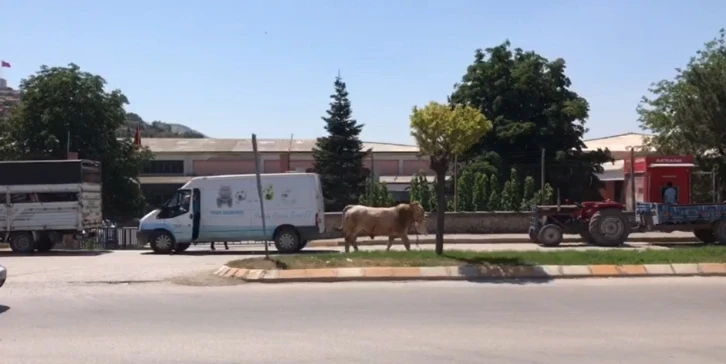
227,246,726,270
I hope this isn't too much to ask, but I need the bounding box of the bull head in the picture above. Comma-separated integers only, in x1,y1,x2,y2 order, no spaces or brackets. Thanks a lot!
409,202,428,235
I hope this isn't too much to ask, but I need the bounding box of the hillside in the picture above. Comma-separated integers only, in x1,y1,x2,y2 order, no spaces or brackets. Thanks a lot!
118,113,206,139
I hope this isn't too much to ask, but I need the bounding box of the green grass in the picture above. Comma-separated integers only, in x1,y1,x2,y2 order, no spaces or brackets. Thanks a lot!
227,246,726,270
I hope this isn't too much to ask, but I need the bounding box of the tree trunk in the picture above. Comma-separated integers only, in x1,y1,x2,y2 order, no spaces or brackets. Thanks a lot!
435,169,447,255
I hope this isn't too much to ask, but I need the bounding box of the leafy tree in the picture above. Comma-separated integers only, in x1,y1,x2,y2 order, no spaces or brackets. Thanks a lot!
502,168,521,211
520,176,536,210
533,183,555,205
449,41,612,202
456,169,476,211
638,28,726,198
417,172,434,212
2,63,151,219
359,178,395,207
472,173,489,211
410,101,491,254
312,75,367,211
500,180,513,211
488,174,501,211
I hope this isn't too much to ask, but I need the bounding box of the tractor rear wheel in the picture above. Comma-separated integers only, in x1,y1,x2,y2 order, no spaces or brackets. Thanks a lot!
589,209,630,247
694,229,716,244
537,224,563,247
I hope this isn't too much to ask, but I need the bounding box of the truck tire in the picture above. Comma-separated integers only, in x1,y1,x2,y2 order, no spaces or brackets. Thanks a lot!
9,232,35,254
713,220,726,244
35,234,55,253
274,227,301,254
694,229,716,244
150,231,175,254
589,209,630,246
537,224,563,247
293,240,308,253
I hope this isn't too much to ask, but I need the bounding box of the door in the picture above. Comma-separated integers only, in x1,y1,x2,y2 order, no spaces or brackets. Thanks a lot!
162,189,194,244
192,188,201,240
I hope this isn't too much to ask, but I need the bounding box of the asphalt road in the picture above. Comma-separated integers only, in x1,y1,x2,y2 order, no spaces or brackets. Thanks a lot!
2,277,726,363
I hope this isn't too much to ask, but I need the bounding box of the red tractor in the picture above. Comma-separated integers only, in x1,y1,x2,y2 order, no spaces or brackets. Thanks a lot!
528,201,631,247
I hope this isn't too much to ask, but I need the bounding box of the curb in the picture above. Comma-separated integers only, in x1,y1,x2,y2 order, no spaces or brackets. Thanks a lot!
213,263,726,283
307,236,699,248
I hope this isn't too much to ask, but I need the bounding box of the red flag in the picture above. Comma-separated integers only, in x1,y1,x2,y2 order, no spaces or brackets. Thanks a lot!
1,61,10,68
133,126,141,147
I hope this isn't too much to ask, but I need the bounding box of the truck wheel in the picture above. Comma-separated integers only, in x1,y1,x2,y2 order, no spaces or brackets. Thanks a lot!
694,229,716,244
589,209,630,246
713,220,726,244
35,234,55,252
175,243,191,252
150,231,175,254
9,232,35,254
274,227,301,254
537,224,563,247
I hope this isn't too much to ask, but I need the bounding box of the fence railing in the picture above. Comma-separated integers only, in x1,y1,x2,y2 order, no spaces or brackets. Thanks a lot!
83,227,271,250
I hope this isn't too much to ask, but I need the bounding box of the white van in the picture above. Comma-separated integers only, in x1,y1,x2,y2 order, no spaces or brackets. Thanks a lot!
137,173,325,254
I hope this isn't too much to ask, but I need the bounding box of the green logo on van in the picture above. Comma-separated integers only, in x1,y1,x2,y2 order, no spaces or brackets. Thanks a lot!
263,184,274,200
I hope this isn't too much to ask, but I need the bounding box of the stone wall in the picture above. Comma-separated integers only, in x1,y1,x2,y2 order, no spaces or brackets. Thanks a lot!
319,211,530,239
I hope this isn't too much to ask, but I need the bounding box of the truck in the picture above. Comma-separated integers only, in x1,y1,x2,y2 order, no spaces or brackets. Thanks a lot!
136,173,326,254
0,159,103,253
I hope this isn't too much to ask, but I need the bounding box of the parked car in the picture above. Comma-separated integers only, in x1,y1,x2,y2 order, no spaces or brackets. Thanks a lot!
0,264,6,288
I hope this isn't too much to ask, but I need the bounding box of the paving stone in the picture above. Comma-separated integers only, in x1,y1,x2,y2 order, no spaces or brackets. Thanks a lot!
588,265,620,277
643,264,674,275
616,265,648,276
671,264,700,275
561,265,591,277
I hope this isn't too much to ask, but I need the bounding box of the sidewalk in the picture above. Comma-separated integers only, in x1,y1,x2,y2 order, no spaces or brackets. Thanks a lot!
307,232,699,248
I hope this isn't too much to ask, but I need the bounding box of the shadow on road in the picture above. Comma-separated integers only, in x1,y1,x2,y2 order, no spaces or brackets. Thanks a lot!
0,305,10,315
0,250,112,257
140,249,339,256
444,254,552,285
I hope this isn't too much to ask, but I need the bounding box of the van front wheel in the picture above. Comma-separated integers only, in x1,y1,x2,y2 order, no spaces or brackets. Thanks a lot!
274,227,300,254
150,231,175,254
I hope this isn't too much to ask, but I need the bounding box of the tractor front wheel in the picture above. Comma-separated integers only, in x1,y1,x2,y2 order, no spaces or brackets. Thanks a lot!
537,224,563,247
589,209,630,247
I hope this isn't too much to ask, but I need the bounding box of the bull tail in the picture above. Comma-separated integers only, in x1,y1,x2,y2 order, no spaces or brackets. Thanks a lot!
342,205,355,213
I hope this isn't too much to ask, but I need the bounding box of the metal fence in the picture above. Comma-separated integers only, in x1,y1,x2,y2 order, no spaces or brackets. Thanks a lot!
83,227,270,250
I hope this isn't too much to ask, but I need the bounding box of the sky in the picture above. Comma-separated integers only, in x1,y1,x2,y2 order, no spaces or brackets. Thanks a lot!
1,0,724,145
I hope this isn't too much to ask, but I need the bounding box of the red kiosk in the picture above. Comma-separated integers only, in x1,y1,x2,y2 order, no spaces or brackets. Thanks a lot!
623,155,696,210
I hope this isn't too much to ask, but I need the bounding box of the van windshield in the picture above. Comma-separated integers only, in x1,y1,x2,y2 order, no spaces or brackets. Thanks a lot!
165,189,191,210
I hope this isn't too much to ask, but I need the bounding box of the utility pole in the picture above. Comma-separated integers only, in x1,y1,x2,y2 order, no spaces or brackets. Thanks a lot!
453,155,458,211
629,148,636,211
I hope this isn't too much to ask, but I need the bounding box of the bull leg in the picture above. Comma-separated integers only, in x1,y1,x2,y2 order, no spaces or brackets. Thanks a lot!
344,234,351,253
350,235,359,252
386,236,395,251
211,242,216,251
400,235,411,251
224,241,229,250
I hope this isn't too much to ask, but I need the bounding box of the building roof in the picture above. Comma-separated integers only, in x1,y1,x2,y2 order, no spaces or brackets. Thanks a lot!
141,138,420,154
136,132,653,155
583,132,652,152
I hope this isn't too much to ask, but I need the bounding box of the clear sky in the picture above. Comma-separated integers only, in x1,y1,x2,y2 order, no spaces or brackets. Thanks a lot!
1,0,724,145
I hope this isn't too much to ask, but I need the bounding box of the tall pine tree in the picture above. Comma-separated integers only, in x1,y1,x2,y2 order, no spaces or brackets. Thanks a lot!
312,74,367,211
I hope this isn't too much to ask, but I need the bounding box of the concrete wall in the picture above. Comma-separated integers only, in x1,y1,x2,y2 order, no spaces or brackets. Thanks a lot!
318,211,530,239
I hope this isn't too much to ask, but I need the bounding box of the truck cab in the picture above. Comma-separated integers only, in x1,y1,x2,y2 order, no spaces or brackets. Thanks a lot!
137,188,201,254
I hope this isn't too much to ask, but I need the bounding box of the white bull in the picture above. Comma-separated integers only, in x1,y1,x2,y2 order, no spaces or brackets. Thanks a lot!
336,202,428,253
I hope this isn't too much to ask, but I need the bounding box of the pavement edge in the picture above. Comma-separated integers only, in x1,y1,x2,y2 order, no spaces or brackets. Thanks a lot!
306,236,698,247
213,263,726,283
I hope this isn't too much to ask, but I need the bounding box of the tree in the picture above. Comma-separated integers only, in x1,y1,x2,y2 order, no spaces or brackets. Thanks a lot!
449,41,612,202
417,172,434,212
2,63,151,219
410,101,491,254
456,169,476,211
312,75,367,211
488,174,501,211
501,168,521,211
472,173,489,211
520,176,536,210
359,178,395,207
638,28,726,197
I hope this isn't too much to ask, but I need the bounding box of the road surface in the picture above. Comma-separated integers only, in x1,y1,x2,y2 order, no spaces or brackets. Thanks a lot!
2,277,726,363
0,241,677,284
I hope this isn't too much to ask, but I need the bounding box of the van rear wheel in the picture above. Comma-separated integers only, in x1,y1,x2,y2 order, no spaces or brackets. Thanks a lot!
274,227,301,254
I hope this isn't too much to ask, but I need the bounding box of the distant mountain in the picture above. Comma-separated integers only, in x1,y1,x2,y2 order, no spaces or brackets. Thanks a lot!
118,113,205,139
